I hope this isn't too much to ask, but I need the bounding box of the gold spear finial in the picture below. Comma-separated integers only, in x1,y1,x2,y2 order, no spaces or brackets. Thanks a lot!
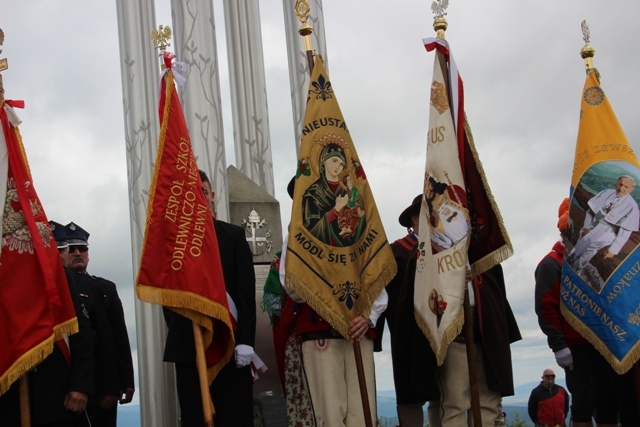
580,20,598,78
0,28,7,103
295,0,315,73
432,0,449,39
151,25,172,52
295,0,314,53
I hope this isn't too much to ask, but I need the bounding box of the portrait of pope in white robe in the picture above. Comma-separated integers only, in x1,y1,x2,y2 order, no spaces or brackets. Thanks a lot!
567,175,640,274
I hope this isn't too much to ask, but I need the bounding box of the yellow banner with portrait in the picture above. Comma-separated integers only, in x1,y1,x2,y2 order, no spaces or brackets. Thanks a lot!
562,69,640,374
285,56,396,339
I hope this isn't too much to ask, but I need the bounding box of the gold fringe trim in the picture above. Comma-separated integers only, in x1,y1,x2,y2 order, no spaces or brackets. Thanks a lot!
285,261,397,340
415,308,464,366
0,335,54,396
469,245,514,279
286,272,350,339
134,72,173,287
12,127,33,180
52,317,79,342
136,284,235,381
0,316,78,395
561,303,640,375
464,116,514,278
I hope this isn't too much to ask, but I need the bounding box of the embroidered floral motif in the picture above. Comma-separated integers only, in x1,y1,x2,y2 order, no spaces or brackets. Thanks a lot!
332,280,361,310
310,74,333,101
584,86,604,106
296,157,311,178
284,335,315,426
416,241,427,273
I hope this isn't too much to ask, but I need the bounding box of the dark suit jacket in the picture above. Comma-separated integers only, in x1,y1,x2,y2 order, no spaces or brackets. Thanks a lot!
394,257,521,402
94,276,135,391
0,271,96,426
163,218,256,426
71,270,120,398
475,264,522,396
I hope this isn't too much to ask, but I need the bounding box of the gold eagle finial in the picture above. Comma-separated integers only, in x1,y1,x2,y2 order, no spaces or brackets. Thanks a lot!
580,20,598,78
432,0,449,38
151,25,172,51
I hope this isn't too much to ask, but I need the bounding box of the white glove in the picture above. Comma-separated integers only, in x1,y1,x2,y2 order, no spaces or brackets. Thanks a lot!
554,347,573,371
234,344,255,368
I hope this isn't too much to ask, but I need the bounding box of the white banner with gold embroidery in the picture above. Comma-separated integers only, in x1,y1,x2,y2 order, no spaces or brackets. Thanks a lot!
414,45,470,365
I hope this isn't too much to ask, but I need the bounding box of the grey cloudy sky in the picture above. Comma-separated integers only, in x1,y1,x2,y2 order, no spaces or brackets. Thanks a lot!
3,0,640,403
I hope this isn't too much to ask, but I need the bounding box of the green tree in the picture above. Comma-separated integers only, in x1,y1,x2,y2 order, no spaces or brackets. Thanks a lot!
507,411,530,427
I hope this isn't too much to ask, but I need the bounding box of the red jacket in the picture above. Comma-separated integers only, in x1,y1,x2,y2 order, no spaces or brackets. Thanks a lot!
528,382,569,426
535,241,588,351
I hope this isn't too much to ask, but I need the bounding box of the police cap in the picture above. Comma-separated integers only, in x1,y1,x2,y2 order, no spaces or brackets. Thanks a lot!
48,220,69,249
65,222,90,247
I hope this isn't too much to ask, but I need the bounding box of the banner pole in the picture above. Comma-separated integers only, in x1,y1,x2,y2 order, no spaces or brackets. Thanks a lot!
463,286,482,427
294,3,372,425
19,375,30,427
353,340,374,427
193,322,214,427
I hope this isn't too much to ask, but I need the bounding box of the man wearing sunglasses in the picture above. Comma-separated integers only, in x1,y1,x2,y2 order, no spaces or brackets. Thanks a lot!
65,222,135,427
527,369,569,427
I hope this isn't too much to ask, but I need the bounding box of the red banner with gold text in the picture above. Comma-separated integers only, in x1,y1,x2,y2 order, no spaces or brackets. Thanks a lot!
136,54,234,381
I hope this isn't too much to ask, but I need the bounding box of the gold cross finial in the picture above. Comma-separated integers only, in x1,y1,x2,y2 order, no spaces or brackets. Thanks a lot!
151,25,172,52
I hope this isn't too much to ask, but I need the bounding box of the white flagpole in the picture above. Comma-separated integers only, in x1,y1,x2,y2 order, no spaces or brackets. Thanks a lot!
170,0,231,221
115,1,179,425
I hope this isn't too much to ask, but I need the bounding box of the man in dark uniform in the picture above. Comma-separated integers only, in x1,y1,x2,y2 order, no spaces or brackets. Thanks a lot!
164,170,256,427
65,222,135,427
0,223,95,426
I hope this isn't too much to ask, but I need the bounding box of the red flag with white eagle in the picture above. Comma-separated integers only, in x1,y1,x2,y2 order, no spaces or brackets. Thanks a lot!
0,99,78,395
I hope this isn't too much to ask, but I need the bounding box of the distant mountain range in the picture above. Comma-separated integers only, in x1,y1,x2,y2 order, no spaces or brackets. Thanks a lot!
376,382,569,427
118,382,564,426
377,390,533,427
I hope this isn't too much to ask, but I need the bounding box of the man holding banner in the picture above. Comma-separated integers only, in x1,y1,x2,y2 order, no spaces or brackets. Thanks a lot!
417,27,516,426
0,92,94,425
536,199,626,427
284,55,395,426
562,34,640,379
163,170,256,427
544,29,640,426
136,50,235,426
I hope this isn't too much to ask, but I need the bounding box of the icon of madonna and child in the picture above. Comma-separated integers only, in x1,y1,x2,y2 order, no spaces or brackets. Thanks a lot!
302,142,367,247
